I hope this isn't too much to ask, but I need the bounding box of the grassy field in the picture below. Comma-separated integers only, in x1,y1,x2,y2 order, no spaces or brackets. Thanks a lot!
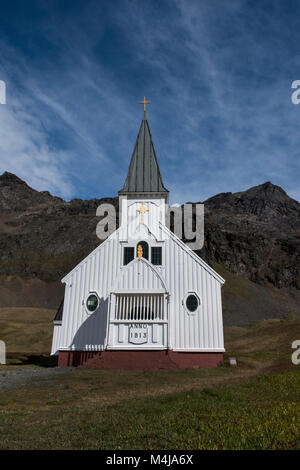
0,368,298,449
0,308,299,449
0,307,55,362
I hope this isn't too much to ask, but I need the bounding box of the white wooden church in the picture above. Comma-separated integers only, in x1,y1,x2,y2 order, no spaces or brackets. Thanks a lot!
51,101,225,369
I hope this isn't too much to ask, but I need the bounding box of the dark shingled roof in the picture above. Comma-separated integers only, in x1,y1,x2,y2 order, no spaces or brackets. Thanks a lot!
54,298,64,322
119,111,169,195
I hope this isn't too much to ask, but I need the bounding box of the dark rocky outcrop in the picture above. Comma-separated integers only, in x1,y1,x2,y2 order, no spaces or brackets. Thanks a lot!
200,182,300,289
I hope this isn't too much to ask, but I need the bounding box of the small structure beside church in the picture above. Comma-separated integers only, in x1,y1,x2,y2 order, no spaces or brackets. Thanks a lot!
51,98,225,369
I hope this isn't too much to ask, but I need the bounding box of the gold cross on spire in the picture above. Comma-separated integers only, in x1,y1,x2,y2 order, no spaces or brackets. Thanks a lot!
137,201,149,223
139,96,151,111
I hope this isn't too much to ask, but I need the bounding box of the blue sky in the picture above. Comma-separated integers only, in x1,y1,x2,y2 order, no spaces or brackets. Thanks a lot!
0,0,300,204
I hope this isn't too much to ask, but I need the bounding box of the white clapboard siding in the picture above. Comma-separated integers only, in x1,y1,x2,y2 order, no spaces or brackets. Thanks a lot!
119,198,166,241
162,225,225,351
51,322,63,355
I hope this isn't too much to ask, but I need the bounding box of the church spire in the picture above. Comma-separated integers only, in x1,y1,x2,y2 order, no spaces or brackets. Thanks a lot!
119,100,169,197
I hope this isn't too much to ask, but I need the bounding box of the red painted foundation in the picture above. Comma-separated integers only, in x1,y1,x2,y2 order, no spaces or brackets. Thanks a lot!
58,350,223,369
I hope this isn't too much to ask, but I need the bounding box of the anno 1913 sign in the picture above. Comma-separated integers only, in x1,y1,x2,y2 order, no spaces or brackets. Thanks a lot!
129,324,148,344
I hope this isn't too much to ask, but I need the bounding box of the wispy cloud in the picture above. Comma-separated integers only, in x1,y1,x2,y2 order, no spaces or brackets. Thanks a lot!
0,83,74,198
0,0,299,203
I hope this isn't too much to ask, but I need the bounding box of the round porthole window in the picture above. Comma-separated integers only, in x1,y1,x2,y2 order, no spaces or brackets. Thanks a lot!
186,294,199,312
86,294,99,312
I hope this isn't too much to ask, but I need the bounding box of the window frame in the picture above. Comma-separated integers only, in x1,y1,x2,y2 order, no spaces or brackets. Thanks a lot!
123,246,135,265
85,292,100,314
151,246,162,265
182,292,201,315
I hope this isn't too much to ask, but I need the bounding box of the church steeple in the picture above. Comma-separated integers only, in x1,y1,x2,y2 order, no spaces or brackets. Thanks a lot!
119,102,169,198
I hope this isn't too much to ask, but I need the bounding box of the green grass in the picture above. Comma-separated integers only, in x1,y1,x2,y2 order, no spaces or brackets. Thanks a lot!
0,308,299,449
94,371,300,450
0,370,298,450
0,307,55,361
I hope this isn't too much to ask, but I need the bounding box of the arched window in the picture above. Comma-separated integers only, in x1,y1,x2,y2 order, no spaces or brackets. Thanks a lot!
136,241,149,260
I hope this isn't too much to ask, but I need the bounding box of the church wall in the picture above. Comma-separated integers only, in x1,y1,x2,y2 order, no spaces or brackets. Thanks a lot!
51,323,62,355
164,233,224,352
57,231,122,351
116,258,165,290
54,221,224,354
119,197,166,241
58,350,223,369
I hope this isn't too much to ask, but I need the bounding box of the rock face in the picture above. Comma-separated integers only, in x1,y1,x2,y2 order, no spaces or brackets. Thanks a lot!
201,182,300,289
0,172,299,324
0,172,63,212
0,172,118,283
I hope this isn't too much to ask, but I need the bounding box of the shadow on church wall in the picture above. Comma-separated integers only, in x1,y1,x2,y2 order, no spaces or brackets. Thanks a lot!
70,297,109,350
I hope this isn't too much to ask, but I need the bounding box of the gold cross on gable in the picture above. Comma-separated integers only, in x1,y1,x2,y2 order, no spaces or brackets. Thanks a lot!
137,201,149,224
139,96,151,111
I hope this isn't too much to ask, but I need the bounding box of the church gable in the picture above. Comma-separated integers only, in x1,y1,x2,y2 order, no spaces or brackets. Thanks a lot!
115,257,167,291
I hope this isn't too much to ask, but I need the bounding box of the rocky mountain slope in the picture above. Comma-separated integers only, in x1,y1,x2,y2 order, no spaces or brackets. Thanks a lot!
199,181,300,289
0,171,299,325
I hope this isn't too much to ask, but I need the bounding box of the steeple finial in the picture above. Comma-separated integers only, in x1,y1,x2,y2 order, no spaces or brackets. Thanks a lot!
139,96,150,112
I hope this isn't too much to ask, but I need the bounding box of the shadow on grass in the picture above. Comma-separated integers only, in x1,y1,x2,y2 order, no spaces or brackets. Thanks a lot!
7,353,58,368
